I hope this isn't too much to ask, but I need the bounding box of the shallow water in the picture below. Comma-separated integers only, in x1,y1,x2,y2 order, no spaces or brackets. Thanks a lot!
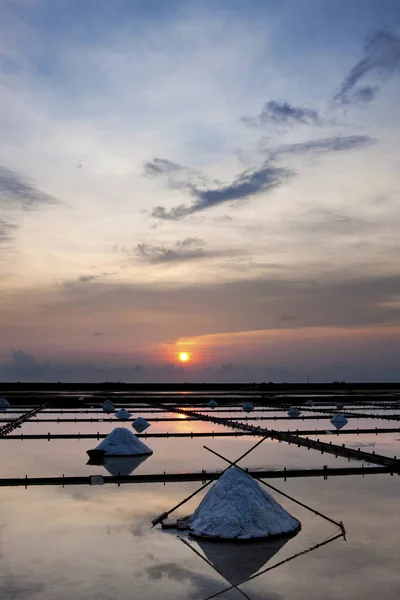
1,408,399,599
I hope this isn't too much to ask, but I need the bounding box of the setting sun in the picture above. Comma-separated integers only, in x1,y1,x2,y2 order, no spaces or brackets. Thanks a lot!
179,352,190,362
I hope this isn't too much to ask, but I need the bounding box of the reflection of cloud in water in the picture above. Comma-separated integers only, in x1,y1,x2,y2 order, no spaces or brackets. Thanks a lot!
145,559,218,599
192,534,295,586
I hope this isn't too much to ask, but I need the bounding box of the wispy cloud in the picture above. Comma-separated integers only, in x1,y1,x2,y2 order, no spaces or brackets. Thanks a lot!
0,166,57,250
0,166,56,210
242,99,321,127
151,162,293,220
263,135,374,157
116,237,240,264
333,28,400,105
135,237,207,263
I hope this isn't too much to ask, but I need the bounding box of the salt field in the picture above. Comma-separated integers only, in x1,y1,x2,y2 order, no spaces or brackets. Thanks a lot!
1,387,400,599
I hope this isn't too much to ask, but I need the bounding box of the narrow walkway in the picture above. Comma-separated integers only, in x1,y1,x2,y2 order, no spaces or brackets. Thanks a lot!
157,404,400,471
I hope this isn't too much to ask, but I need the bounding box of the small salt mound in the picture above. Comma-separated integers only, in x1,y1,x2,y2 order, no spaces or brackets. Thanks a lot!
330,413,348,430
287,407,301,418
115,408,132,421
242,402,254,412
102,399,115,413
132,416,150,433
90,427,153,457
304,399,314,407
188,467,300,540
208,399,218,409
0,397,10,411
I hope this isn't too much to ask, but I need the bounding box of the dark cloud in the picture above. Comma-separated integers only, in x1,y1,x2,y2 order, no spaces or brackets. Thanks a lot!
151,162,293,220
143,157,186,177
264,135,374,157
0,166,56,210
242,100,321,127
0,349,145,382
0,218,17,253
0,165,57,250
333,28,400,105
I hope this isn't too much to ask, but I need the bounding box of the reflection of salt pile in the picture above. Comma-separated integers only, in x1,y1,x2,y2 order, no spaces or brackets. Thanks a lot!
304,399,314,407
102,399,115,413
287,407,300,418
330,413,348,430
336,402,344,410
243,402,254,412
115,408,132,421
132,417,150,433
194,535,293,586
87,427,153,458
0,397,10,411
103,454,150,476
208,399,218,409
188,467,300,540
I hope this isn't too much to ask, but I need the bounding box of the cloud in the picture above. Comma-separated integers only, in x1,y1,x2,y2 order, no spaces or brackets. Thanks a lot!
143,158,186,177
134,238,209,263
242,100,321,127
333,28,400,105
263,135,374,157
0,165,57,250
0,165,56,210
151,162,293,220
148,133,372,221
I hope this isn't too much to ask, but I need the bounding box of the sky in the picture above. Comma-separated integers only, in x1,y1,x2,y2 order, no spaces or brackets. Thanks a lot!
1,0,400,382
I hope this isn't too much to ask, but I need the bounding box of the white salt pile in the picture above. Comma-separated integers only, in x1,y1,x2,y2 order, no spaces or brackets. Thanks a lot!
115,408,132,421
242,402,254,412
287,407,301,418
188,467,300,540
208,399,218,409
132,416,151,433
0,397,10,411
102,399,115,413
330,413,348,430
304,399,314,407
89,427,153,457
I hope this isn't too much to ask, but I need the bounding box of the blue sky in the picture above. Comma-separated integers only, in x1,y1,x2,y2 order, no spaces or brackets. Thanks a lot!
1,0,400,382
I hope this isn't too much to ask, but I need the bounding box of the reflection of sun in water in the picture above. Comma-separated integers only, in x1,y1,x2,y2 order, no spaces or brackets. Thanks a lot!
179,352,190,362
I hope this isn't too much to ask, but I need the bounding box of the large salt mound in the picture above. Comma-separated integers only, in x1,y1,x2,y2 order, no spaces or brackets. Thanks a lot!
91,427,153,456
188,467,300,540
